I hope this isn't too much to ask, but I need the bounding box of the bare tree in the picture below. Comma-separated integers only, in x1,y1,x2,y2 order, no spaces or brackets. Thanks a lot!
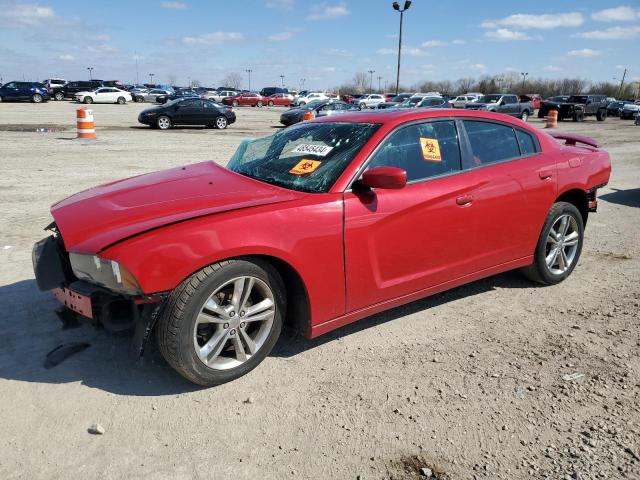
167,74,178,86
221,72,243,90
190,79,201,88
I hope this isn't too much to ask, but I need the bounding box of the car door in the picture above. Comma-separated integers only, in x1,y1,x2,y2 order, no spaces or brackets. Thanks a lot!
1,82,19,100
344,119,479,311
173,98,202,125
456,119,557,270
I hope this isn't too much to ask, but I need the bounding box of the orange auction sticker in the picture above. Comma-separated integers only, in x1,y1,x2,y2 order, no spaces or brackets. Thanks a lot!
290,159,322,175
420,137,442,162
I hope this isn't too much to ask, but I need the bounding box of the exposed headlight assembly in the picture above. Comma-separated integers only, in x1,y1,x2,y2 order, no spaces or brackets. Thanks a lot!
69,253,142,295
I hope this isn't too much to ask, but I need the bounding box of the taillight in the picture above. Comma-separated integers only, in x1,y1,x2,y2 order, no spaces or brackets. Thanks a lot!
302,111,316,121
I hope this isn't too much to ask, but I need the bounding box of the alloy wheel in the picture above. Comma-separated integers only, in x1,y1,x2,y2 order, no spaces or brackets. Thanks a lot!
215,116,227,129
193,276,276,370
545,214,580,275
157,116,171,129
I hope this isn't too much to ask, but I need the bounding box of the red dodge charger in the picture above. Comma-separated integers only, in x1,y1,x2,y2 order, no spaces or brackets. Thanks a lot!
33,109,611,386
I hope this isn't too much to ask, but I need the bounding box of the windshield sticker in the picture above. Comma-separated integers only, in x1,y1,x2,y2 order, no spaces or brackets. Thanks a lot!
420,138,442,162
290,159,322,175
290,143,334,157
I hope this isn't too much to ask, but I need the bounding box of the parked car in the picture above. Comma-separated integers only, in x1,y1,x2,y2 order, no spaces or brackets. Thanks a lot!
137,97,236,130
203,90,237,102
75,87,132,104
267,93,294,107
619,102,640,120
156,89,200,105
607,100,633,117
356,94,386,110
465,94,533,121
260,87,289,97
449,95,475,108
32,109,611,386
537,94,608,122
416,97,449,109
0,81,50,103
522,94,542,110
42,78,66,96
133,88,171,103
222,92,268,107
377,93,413,109
279,100,355,126
293,92,331,106
395,95,428,108
56,80,104,99
130,88,150,103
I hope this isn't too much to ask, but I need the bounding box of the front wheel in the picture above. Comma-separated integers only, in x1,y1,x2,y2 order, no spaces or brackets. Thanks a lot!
520,111,529,122
54,91,64,101
31,94,42,103
232,100,239,107
268,100,274,106
256,101,263,107
117,96,126,104
136,96,144,103
157,115,172,130
521,202,584,285
572,111,583,122
359,103,366,110
83,96,93,104
156,259,285,386
596,109,606,121
214,115,228,129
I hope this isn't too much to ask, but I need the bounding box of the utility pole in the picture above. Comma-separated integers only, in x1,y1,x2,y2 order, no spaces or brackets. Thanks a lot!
245,69,252,91
280,75,285,88
87,67,93,80
392,1,412,95
300,78,306,91
520,72,528,92
149,73,154,85
377,75,382,92
368,70,375,93
618,68,627,98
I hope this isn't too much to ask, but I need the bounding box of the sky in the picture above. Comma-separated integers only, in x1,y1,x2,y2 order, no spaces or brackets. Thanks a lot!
0,0,638,90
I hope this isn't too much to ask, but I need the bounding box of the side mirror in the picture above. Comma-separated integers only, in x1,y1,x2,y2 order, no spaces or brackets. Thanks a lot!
361,166,407,190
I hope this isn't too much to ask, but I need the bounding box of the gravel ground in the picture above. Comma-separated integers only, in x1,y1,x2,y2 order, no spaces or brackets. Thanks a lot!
0,101,638,480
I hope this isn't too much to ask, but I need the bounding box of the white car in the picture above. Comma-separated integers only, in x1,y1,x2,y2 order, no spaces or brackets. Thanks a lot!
206,90,238,102
75,87,132,104
294,92,330,106
357,94,386,110
449,95,477,108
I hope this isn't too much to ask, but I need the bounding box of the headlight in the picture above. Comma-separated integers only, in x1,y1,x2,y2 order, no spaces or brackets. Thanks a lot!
69,253,142,295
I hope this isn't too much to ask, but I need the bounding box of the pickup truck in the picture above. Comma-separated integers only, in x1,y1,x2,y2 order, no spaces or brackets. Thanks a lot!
538,94,608,122
465,94,533,121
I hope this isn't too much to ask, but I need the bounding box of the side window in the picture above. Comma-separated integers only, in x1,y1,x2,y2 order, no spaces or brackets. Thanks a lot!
463,120,520,167
181,99,201,108
368,121,462,182
4,82,16,88
515,129,538,156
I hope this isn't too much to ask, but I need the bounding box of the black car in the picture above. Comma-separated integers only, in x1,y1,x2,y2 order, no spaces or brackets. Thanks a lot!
538,94,608,122
279,100,356,126
156,89,199,104
260,86,289,97
377,93,413,109
138,98,236,130
53,80,104,100
416,96,449,109
607,100,632,117
0,81,50,102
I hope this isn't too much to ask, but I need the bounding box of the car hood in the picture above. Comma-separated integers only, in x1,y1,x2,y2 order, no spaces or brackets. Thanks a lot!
51,161,303,253
622,104,640,110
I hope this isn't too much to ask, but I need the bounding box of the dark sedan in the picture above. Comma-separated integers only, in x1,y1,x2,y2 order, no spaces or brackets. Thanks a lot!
279,100,356,126
377,93,413,109
607,101,632,117
156,89,199,104
138,98,236,130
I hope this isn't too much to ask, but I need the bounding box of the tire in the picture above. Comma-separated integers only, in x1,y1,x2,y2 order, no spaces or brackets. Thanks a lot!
268,100,274,106
156,259,285,387
572,111,583,122
54,91,64,101
83,96,93,104
596,109,606,121
117,96,126,104
0,96,3,102
214,115,228,129
520,111,529,122
136,96,144,103
521,202,584,285
299,101,306,106
232,100,238,107
359,103,366,110
256,101,263,107
31,94,42,103
157,115,172,130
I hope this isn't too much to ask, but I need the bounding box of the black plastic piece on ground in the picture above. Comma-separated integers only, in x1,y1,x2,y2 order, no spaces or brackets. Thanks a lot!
44,342,90,369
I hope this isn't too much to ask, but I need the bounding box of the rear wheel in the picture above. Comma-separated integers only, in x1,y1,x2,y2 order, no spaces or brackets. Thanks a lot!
83,96,93,104
156,259,285,386
157,115,172,130
520,111,529,122
214,116,228,129
31,94,42,103
136,96,144,103
596,109,606,121
268,100,274,106
117,96,126,104
256,101,263,107
572,111,584,122
522,202,584,285
232,100,238,107
54,91,64,101
359,103,366,110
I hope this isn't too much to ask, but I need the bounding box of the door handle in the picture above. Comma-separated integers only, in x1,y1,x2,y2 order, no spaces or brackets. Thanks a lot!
539,170,553,180
456,194,473,206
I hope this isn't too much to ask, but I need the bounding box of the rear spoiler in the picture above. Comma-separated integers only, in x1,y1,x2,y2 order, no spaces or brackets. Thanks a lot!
549,132,601,149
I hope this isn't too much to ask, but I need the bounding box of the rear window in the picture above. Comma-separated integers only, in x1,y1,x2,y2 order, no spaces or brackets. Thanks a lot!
463,120,520,167
515,129,538,156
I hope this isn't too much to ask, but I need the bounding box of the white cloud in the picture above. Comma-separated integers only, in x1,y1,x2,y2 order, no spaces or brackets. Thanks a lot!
0,4,55,26
378,46,426,57
161,1,187,9
505,67,519,72
452,39,466,45
58,54,75,61
567,48,601,57
321,66,336,73
306,3,349,20
482,12,584,30
470,63,487,72
543,65,561,72
485,29,531,41
89,33,111,42
577,25,640,40
182,32,244,45
268,31,293,41
376,48,395,55
386,33,398,39
422,40,447,47
266,0,294,10
324,48,353,57
592,5,640,22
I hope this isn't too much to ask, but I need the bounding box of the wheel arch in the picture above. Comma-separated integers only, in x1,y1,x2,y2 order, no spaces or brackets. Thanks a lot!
556,188,588,226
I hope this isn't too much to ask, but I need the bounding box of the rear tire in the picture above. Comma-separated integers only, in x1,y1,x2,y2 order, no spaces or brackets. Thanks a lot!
359,103,366,110
256,101,263,107
214,115,228,129
268,100,274,106
136,96,144,103
156,259,285,387
232,100,238,107
31,94,42,103
596,109,606,121
572,111,584,122
521,202,584,285
54,91,64,101
520,111,529,122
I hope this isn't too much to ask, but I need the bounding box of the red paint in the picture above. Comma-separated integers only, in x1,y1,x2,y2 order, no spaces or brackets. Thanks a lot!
50,109,611,339
221,92,269,107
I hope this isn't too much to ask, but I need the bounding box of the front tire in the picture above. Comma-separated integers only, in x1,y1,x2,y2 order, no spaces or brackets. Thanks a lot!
359,103,366,110
31,94,42,103
596,109,606,121
232,100,239,107
117,96,126,104
83,96,93,104
157,259,285,387
54,91,64,101
157,115,172,130
572,111,584,122
522,202,584,285
520,111,529,122
268,100,274,106
256,101,263,107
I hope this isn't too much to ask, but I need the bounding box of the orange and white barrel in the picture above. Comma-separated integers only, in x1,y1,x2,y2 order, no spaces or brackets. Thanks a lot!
545,110,558,129
76,107,96,139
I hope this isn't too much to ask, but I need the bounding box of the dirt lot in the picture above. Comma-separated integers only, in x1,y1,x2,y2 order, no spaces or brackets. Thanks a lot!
0,101,638,480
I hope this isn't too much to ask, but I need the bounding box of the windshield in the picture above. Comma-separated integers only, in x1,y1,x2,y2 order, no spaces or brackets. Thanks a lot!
302,100,324,109
228,122,380,193
568,95,588,104
478,95,501,103
391,95,405,102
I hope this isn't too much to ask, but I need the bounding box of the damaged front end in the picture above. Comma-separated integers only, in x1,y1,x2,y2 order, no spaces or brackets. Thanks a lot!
32,223,167,358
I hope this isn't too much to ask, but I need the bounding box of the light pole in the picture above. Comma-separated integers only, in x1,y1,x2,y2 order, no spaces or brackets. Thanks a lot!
245,69,252,91
280,75,285,88
87,67,93,80
149,73,154,84
300,78,306,91
368,70,375,93
392,1,412,95
377,75,382,92
617,68,627,98
520,72,528,91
